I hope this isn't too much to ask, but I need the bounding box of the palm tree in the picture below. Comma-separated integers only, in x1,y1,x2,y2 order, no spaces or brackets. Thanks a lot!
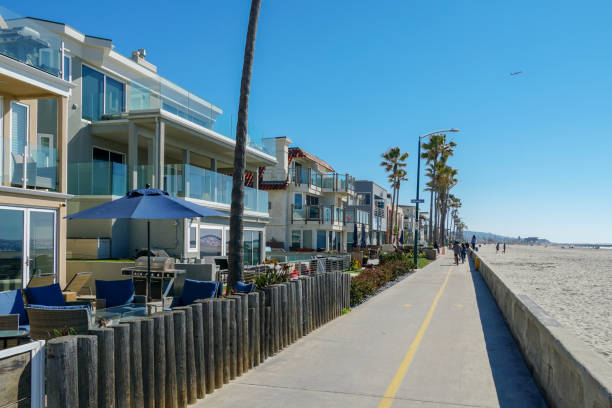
436,166,458,245
229,0,262,291
421,135,455,244
391,168,408,244
380,147,408,244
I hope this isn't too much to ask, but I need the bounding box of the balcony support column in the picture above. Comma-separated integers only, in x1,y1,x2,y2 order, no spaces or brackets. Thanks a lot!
128,123,138,190
154,118,165,190
211,158,217,202
183,150,190,198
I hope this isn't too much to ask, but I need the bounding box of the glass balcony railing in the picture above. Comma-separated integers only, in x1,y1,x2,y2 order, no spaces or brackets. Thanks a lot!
128,73,274,156
292,204,344,224
0,7,62,77
3,146,58,191
163,164,268,213
69,162,268,213
68,161,127,196
345,209,370,225
321,173,355,192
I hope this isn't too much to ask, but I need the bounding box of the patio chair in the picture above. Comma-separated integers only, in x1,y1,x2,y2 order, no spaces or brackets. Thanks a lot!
95,279,147,309
234,281,256,294
0,314,18,330
167,279,218,309
23,283,90,308
26,273,55,288
64,272,93,295
0,289,29,330
26,305,91,340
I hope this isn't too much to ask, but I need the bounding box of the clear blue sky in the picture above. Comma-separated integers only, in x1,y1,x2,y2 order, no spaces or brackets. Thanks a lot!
9,0,612,243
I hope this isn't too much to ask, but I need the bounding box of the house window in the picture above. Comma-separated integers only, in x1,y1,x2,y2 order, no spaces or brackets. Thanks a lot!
82,65,125,121
189,224,197,250
243,230,262,266
92,147,125,195
294,193,302,209
357,193,371,205
291,230,301,249
63,56,71,81
200,227,223,257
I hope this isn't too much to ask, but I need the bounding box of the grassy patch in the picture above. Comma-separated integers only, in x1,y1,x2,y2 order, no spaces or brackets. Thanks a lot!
341,308,351,315
417,256,432,268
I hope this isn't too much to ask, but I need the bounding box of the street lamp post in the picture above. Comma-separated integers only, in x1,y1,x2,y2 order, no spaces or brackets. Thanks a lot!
414,128,459,268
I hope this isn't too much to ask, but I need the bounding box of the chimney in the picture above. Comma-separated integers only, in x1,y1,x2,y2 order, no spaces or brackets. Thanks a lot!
131,49,157,73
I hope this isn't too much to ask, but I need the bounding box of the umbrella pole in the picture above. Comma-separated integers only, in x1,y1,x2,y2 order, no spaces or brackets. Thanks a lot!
147,220,151,301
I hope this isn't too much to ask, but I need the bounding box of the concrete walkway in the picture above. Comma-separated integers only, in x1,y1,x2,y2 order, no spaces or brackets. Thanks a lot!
198,254,547,407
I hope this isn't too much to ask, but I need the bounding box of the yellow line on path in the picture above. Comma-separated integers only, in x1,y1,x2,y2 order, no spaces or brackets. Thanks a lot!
378,266,453,408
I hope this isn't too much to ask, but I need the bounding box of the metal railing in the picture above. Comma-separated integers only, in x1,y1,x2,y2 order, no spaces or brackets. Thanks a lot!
291,204,345,225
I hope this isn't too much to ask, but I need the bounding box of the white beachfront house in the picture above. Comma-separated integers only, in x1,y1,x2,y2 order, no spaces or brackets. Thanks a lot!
0,8,74,289
27,17,276,265
261,136,367,252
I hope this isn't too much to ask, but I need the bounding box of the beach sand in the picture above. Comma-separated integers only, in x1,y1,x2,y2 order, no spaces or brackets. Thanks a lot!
477,244,612,366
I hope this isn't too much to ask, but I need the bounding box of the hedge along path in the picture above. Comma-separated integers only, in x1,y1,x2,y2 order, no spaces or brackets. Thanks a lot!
41,273,352,408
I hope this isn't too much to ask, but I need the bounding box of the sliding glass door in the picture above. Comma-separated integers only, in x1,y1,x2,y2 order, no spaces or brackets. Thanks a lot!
0,206,56,290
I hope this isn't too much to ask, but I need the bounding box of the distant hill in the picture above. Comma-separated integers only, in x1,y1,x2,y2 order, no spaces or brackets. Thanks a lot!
462,231,550,244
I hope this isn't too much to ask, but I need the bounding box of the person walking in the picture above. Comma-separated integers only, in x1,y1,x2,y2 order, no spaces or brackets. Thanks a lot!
461,244,467,263
471,235,477,250
434,241,439,254
453,241,461,266
496,242,500,253
503,243,506,253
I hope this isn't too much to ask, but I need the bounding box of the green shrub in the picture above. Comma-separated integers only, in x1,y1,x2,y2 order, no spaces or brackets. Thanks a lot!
350,257,416,305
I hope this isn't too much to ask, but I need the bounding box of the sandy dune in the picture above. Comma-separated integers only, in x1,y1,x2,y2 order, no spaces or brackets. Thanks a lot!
477,244,612,365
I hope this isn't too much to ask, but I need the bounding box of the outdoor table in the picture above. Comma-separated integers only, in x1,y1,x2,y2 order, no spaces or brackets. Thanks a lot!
92,303,148,327
0,329,30,349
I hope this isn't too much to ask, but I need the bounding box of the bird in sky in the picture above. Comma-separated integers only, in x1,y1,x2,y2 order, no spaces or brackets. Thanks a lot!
510,71,523,76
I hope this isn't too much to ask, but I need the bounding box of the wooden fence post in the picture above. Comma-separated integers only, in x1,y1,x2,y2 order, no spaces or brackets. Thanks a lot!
151,314,166,408
287,282,294,344
189,303,206,399
172,310,187,408
112,324,131,408
265,306,272,358
164,313,178,408
198,299,215,394
126,319,144,408
280,284,288,348
227,295,243,377
211,299,224,388
46,336,78,408
175,307,196,405
236,293,249,371
88,328,114,408
258,291,266,363
295,279,303,339
140,317,155,408
247,292,260,367
226,298,237,380
76,335,98,408
220,299,231,384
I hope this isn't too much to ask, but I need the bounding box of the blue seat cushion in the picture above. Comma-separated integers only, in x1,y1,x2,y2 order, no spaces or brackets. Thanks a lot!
234,281,256,294
0,289,28,326
95,279,135,308
180,280,218,306
24,283,66,307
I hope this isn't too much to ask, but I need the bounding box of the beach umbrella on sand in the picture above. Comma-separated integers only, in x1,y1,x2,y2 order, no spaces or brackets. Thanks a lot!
352,223,358,249
67,187,225,277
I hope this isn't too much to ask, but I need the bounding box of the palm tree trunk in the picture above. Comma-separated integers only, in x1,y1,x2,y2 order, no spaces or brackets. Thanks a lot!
395,182,401,244
428,187,434,243
228,0,261,291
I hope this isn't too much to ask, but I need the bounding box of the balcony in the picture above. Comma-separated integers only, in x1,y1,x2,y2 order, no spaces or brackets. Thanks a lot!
322,173,355,193
291,204,344,226
344,208,370,226
126,75,274,156
290,168,323,191
69,162,268,213
0,7,62,77
2,146,58,191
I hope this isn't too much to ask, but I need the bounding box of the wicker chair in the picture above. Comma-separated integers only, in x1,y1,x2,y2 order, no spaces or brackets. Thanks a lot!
26,306,90,340
0,314,18,330
26,273,56,288
64,272,93,294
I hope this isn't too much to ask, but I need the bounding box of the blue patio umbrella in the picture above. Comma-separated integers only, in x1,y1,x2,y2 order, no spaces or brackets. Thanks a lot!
352,223,358,250
360,224,367,248
67,188,225,280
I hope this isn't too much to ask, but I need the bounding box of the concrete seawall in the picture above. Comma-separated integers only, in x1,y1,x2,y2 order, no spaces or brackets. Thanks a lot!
471,251,612,408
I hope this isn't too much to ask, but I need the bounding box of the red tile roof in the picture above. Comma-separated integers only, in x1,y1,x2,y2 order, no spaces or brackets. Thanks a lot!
288,147,335,172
